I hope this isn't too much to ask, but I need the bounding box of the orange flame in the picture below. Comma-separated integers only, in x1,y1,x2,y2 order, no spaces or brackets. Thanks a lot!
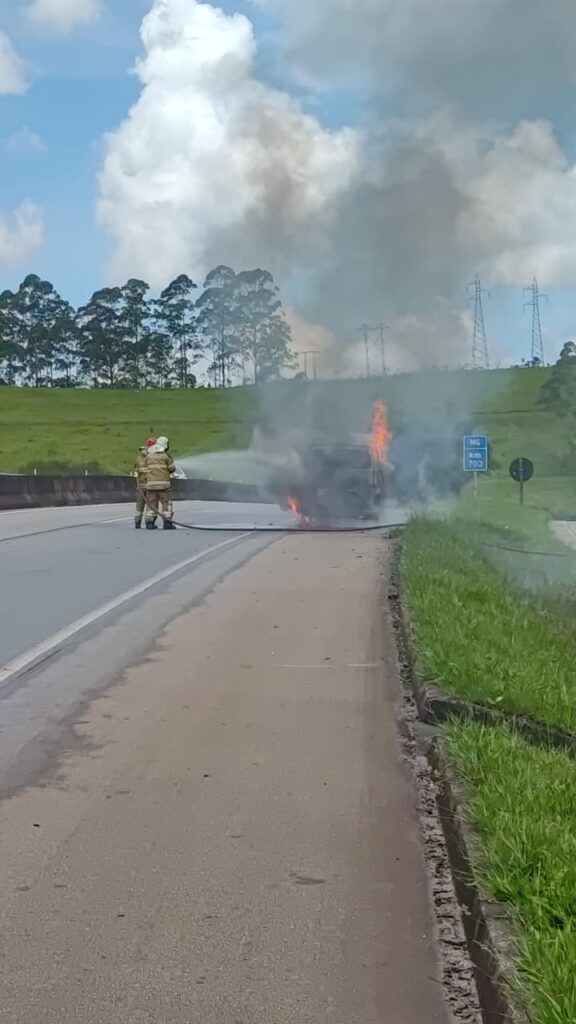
370,401,393,466
286,496,300,517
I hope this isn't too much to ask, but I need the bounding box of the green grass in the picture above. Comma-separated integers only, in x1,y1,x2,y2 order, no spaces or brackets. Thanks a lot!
445,723,576,1024
0,364,563,475
0,387,256,474
457,475,576,534
403,518,576,732
399,372,576,1023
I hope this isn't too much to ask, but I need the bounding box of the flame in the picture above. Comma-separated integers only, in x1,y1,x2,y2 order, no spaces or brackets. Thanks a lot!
370,401,393,466
286,496,300,517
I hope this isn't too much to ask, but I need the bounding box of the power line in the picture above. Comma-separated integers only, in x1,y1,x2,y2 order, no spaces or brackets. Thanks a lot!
467,274,490,369
523,277,548,366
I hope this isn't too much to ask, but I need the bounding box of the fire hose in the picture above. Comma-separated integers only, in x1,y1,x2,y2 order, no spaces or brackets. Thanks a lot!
136,483,405,534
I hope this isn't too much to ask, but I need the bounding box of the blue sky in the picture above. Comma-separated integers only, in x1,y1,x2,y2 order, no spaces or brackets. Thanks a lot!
0,0,574,368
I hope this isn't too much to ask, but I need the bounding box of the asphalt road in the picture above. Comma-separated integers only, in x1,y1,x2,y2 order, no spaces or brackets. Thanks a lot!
0,502,452,1023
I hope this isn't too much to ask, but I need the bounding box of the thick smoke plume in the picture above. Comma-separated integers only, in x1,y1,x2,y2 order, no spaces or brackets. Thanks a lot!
255,0,576,121
99,0,576,368
97,0,357,289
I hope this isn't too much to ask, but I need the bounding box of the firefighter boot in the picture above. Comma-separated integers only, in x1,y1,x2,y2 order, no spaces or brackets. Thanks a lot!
163,519,176,531
145,520,157,530
135,521,142,529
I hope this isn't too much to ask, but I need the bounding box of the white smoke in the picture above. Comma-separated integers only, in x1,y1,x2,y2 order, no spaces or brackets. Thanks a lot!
97,0,576,367
0,201,45,268
0,32,27,94
97,0,357,288
304,116,576,327
28,0,103,34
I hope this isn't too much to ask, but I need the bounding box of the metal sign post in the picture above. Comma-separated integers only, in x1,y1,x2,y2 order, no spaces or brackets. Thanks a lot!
509,458,534,505
463,436,488,495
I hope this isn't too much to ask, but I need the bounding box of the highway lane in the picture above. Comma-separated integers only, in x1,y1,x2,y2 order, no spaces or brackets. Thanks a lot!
0,499,294,542
0,503,462,1023
0,500,408,673
0,504,248,672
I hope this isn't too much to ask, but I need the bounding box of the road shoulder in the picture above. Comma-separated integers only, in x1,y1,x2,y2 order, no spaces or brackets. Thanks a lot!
0,532,452,1024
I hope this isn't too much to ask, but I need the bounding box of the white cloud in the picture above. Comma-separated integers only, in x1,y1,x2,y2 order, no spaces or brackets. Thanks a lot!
0,202,45,268
97,0,357,288
4,126,46,153
97,0,576,368
0,31,28,94
28,0,103,35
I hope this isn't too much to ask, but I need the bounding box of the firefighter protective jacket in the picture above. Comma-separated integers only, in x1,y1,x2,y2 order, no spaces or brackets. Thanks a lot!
145,450,176,490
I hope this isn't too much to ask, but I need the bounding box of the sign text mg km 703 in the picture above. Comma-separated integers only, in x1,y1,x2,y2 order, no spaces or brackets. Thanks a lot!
463,435,488,473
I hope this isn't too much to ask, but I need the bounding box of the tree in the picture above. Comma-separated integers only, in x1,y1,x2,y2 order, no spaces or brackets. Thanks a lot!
0,290,19,384
254,313,294,383
234,269,293,383
4,275,68,386
145,301,179,388
120,279,151,388
76,287,125,387
157,275,199,388
48,298,79,386
539,342,576,417
196,266,239,388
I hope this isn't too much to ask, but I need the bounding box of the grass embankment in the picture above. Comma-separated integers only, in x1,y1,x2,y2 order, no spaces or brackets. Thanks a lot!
403,518,576,732
403,515,576,1021
446,723,576,1024
0,388,255,475
0,363,563,476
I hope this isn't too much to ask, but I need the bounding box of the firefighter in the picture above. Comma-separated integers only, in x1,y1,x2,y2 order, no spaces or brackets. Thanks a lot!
134,438,156,529
144,435,176,530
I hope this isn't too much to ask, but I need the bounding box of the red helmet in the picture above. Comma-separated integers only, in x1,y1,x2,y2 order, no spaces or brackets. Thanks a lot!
147,438,157,449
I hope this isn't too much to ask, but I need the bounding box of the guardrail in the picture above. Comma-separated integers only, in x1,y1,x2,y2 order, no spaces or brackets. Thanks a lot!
0,474,273,511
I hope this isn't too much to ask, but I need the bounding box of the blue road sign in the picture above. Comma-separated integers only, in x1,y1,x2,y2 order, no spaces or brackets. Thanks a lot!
463,435,488,472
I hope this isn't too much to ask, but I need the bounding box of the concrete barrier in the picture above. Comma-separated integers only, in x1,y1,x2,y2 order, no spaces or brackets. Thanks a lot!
0,474,273,512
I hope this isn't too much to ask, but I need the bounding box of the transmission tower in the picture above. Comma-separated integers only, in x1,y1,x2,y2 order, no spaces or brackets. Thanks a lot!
358,323,390,378
523,278,548,366
467,274,490,369
358,325,371,379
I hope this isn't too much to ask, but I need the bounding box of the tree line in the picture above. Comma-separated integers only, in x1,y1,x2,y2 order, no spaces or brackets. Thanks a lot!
0,266,293,389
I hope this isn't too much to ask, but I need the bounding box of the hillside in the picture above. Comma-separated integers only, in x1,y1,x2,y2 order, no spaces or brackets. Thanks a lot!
0,366,564,478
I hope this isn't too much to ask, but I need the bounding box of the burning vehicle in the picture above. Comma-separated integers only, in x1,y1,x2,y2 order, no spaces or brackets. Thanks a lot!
269,401,394,523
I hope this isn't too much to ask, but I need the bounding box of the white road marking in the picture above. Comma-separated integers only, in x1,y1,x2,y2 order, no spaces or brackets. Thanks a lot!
0,533,250,690
0,507,57,517
278,663,379,670
100,517,133,524
0,505,133,516
279,664,335,669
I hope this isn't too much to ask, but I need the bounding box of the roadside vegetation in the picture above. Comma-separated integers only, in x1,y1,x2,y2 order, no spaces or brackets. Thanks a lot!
0,386,255,475
402,349,576,1023
403,514,576,1022
403,517,576,732
445,723,576,1024
0,269,293,391
0,362,560,475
